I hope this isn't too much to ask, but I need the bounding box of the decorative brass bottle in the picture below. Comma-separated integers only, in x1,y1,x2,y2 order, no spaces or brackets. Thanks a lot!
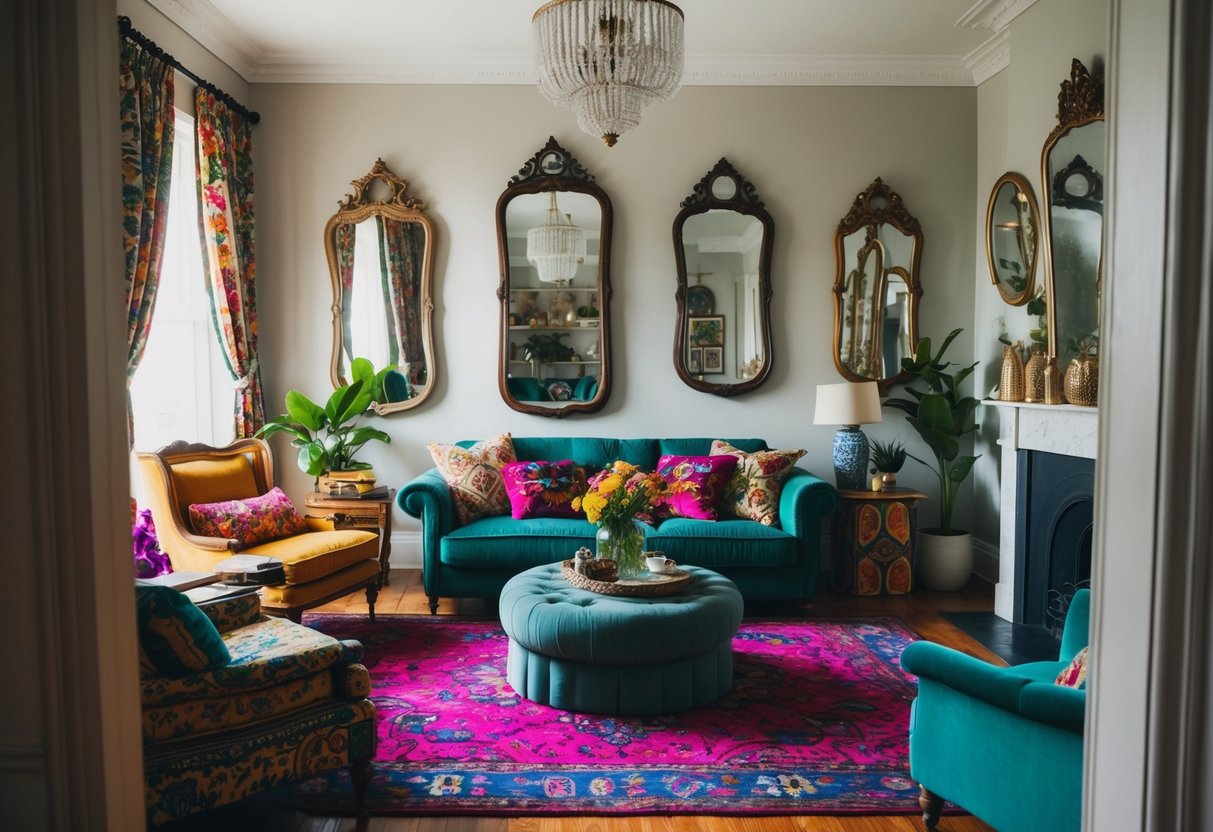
1024,344,1046,403
999,342,1025,402
1063,354,1100,406
1044,357,1064,404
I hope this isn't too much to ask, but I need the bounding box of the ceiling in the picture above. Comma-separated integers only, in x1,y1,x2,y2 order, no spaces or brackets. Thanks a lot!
149,0,1027,87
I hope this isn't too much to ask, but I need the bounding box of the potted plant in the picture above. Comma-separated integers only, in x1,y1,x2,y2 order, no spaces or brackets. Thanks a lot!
256,357,391,479
869,438,907,488
884,328,981,591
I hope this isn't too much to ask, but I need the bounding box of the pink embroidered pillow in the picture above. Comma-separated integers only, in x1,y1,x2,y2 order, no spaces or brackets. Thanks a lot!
501,459,585,520
427,433,517,525
1054,646,1089,689
188,487,308,546
654,454,738,521
709,440,806,527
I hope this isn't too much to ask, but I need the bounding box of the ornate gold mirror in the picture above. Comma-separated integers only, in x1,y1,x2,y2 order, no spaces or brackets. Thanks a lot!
673,159,773,396
325,159,437,415
1040,58,1105,366
496,137,612,417
985,172,1040,306
832,178,923,392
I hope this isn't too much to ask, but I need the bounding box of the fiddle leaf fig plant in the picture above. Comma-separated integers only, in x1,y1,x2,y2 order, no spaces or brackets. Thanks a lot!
256,357,392,477
883,328,981,535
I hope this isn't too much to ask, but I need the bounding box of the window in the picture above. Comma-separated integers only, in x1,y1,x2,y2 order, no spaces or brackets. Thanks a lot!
129,111,231,452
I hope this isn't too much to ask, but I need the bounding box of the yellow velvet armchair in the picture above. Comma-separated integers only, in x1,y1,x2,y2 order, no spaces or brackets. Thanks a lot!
137,438,381,621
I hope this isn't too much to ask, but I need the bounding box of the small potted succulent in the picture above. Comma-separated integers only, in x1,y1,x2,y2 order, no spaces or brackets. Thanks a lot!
869,438,908,489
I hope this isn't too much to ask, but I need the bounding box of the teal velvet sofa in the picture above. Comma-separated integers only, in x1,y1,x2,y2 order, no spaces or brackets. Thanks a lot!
398,436,837,612
901,588,1089,831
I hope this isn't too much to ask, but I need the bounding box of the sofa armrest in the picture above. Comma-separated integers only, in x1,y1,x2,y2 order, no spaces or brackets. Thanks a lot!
1019,681,1086,733
196,592,262,633
901,640,1031,713
399,468,456,528
778,467,838,542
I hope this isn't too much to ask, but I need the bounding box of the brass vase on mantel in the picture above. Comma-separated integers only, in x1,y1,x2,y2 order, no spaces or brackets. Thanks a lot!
1023,344,1047,402
999,342,1025,402
1064,352,1099,406
1044,357,1064,404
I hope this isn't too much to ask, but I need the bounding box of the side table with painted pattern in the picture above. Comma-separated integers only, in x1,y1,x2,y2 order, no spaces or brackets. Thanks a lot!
831,488,928,595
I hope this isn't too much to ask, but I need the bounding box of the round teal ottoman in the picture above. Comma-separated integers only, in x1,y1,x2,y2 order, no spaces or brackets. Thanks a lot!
499,563,743,715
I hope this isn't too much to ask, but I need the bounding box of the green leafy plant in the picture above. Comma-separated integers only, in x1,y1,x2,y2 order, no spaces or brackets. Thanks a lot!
256,358,391,477
869,438,908,475
884,328,981,535
521,332,574,364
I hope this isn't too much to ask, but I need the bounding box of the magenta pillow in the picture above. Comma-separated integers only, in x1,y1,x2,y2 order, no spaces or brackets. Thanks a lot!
654,454,738,521
188,487,308,546
500,460,585,520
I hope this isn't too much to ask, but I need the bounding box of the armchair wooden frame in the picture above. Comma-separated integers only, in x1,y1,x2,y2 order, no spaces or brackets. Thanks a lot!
138,438,380,622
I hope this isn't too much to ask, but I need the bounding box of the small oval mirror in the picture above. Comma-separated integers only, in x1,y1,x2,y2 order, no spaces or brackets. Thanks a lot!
985,172,1039,307
710,175,738,200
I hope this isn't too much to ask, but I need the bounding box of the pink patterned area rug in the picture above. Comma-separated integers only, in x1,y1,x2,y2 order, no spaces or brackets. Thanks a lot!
295,615,923,816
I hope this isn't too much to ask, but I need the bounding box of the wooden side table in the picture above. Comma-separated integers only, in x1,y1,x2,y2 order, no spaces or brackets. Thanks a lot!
831,488,928,595
305,489,396,588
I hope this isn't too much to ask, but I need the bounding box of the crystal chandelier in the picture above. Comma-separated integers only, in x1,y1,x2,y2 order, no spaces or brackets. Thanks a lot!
526,192,586,285
532,0,685,147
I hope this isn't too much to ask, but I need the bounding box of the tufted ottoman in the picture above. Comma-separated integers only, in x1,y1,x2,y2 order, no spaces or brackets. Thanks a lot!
499,562,744,715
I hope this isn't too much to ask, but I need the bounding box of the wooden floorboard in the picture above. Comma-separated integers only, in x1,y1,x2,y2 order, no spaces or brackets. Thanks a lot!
164,569,997,832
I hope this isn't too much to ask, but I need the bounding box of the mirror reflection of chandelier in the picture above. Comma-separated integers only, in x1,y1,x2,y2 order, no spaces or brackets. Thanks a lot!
526,191,586,285
532,0,685,147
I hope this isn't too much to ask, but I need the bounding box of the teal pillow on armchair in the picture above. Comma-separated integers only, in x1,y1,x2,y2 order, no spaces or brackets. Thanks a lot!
136,585,231,677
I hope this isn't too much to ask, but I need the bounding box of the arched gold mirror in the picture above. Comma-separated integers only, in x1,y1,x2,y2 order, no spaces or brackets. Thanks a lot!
325,158,436,415
832,178,923,392
673,158,773,396
496,137,612,416
985,172,1040,306
1040,58,1105,367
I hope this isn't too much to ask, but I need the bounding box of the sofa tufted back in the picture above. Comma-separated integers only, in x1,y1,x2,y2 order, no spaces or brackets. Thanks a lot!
455,437,769,470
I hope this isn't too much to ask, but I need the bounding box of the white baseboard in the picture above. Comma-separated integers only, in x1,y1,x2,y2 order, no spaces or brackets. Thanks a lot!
972,536,999,584
387,531,423,569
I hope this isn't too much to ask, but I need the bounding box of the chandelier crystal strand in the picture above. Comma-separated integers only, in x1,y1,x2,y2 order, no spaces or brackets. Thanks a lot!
526,192,586,285
533,0,684,147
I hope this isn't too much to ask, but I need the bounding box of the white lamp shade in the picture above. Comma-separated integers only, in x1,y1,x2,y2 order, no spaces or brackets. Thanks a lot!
813,381,883,426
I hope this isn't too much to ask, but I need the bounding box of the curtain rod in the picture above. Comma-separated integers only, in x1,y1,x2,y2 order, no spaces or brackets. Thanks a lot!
118,16,261,125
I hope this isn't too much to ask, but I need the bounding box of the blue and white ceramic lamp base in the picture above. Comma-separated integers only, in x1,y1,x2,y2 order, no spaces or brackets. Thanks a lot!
832,426,870,491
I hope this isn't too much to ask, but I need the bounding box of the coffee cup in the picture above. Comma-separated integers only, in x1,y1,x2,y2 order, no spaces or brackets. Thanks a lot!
645,553,676,574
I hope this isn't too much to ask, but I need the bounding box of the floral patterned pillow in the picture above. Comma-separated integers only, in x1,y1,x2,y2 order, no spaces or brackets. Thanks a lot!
1054,646,1089,689
501,459,586,519
428,433,517,525
188,487,308,546
654,454,738,521
709,440,806,527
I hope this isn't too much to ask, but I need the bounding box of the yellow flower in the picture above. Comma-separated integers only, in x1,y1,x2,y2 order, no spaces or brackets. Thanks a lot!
597,474,623,495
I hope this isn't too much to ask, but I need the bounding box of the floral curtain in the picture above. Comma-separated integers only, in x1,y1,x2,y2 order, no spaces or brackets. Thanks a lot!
195,87,263,437
334,221,357,368
375,218,399,367
119,37,175,448
382,217,427,385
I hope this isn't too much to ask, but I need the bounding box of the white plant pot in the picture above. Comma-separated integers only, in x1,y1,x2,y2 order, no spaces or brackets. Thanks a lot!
917,530,973,591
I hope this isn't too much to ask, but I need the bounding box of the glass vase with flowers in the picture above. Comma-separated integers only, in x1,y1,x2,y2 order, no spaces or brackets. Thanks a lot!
573,461,667,580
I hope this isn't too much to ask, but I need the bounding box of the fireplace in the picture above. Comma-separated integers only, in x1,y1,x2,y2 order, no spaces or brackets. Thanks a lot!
1014,450,1094,630
988,401,1098,624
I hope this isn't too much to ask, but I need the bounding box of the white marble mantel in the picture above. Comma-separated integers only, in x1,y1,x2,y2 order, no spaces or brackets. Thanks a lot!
987,400,1098,621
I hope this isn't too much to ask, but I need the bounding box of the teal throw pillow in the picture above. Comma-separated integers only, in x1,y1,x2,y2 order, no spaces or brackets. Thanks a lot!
136,585,231,677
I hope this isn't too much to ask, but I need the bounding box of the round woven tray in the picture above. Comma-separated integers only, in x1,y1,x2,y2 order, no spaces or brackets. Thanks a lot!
560,559,691,597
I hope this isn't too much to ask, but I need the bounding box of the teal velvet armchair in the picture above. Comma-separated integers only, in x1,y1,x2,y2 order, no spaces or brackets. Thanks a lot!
901,588,1089,831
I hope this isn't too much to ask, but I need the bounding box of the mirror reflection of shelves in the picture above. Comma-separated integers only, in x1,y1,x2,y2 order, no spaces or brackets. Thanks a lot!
507,285,601,383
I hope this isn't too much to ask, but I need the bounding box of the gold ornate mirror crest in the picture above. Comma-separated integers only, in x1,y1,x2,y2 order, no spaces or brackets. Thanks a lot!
672,158,774,397
831,177,923,392
985,172,1040,306
325,158,437,415
496,137,613,417
1040,58,1105,367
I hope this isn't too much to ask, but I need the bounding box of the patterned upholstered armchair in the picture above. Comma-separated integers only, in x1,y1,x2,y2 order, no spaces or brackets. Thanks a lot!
137,438,381,621
139,589,376,825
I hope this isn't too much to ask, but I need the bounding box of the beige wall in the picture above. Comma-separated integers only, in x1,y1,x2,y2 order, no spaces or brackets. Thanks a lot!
969,0,1111,566
249,83,977,556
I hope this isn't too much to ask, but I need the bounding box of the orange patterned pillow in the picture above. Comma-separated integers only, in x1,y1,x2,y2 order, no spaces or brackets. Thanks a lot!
709,440,805,527
188,487,308,546
1054,646,1089,689
428,433,517,525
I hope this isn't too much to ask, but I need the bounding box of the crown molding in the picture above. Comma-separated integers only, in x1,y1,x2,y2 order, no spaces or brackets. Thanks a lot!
964,29,1011,85
956,0,1040,33
145,0,258,79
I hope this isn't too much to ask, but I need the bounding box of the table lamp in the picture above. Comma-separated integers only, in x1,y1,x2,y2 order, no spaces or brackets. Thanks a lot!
813,381,883,491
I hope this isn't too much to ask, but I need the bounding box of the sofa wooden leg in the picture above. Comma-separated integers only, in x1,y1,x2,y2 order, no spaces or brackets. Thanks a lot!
351,756,373,826
365,583,378,623
428,595,438,614
919,784,944,829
